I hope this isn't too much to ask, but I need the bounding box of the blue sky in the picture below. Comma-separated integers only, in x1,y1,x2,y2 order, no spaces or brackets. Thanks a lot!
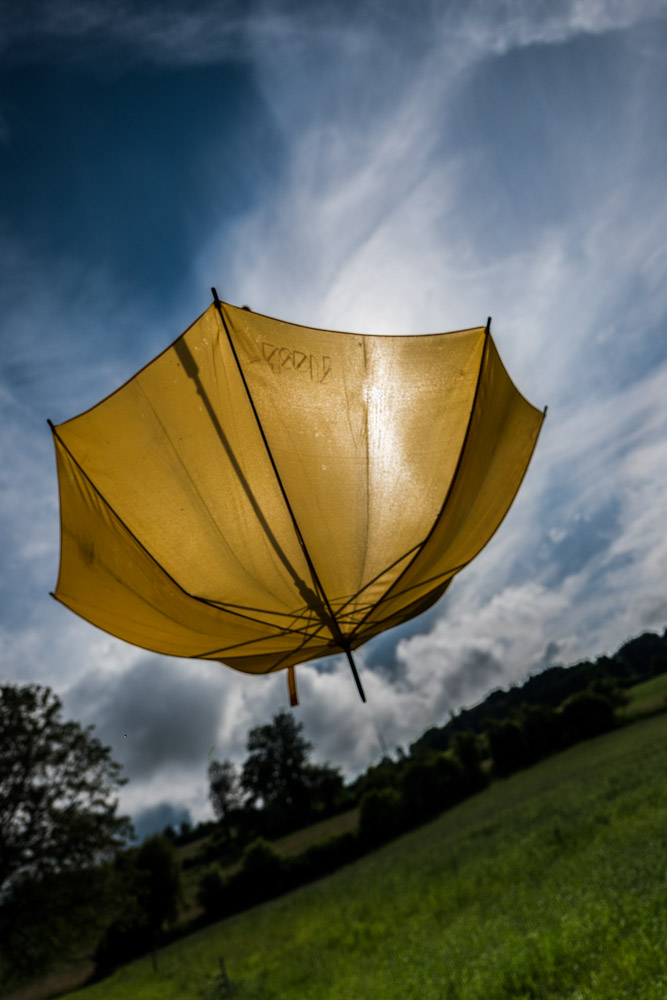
2,0,666,835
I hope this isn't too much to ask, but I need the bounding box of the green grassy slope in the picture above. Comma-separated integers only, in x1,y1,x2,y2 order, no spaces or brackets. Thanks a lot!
622,672,667,718
61,711,667,1000
179,808,360,920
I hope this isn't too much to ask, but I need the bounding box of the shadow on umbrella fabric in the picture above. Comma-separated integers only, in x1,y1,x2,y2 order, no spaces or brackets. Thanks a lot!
49,293,545,705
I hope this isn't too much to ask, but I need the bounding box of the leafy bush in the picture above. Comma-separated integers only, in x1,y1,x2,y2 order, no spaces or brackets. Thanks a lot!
0,867,118,983
359,787,404,846
519,703,562,761
560,691,616,743
196,866,227,919
485,718,530,776
432,753,467,807
450,730,482,769
229,838,287,905
94,836,181,974
94,905,152,974
288,832,361,885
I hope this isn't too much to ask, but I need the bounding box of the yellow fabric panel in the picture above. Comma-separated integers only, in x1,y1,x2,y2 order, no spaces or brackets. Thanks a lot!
51,298,543,677
56,306,317,618
53,436,327,670
356,334,545,632
222,304,486,613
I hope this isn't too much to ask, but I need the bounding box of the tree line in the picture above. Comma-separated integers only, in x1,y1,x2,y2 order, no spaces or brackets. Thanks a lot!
182,628,667,929
187,680,628,927
1,627,666,985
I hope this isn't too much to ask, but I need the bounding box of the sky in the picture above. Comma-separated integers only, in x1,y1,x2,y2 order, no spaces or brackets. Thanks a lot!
1,0,666,839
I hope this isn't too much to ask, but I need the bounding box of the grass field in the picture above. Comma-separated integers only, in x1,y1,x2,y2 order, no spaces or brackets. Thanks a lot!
621,672,667,718
179,807,360,920
58,710,667,1000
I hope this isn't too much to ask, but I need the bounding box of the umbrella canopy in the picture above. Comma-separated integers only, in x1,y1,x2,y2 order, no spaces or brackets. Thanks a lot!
50,293,545,703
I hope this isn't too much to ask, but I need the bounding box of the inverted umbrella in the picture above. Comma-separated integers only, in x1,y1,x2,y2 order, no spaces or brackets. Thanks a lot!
49,293,545,704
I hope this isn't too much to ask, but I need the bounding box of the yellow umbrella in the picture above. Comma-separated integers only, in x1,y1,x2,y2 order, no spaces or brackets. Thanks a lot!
49,292,545,704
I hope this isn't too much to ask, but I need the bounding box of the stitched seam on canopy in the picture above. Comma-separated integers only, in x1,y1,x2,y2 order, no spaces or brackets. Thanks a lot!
50,426,315,641
213,296,348,650
199,623,332,671
224,300,486,341
193,620,333,658
350,582,453,641
346,325,491,643
332,542,423,619
135,380,259,583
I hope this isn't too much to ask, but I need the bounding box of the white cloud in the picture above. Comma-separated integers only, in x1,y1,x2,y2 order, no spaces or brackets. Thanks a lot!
2,0,667,830
3,0,665,71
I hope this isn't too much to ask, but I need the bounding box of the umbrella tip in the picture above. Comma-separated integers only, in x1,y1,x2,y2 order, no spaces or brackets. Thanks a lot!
343,647,366,703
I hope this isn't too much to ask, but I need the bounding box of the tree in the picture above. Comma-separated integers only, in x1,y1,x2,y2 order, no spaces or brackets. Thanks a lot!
0,683,131,978
135,834,181,969
485,718,529,776
0,683,131,893
399,757,441,823
135,834,181,933
359,787,403,847
518,704,561,761
208,758,243,837
94,834,182,974
559,690,616,743
450,730,482,769
241,710,340,834
303,761,345,816
196,864,227,920
241,710,312,832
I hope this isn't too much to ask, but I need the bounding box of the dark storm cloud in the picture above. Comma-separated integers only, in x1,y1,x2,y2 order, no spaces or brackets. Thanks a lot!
131,801,193,843
539,640,563,669
66,656,225,779
440,647,505,709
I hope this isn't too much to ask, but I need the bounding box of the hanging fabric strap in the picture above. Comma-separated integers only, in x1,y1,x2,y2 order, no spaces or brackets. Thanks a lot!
287,666,299,707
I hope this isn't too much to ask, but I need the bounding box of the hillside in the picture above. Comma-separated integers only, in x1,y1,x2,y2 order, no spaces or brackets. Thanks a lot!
56,710,667,1000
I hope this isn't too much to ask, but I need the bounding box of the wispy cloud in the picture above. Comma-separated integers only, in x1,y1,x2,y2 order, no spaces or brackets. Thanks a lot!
3,0,664,69
1,0,666,827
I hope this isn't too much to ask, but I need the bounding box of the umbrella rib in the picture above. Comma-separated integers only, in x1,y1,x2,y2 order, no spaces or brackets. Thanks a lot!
329,541,423,618
267,633,322,674
195,629,321,659
197,602,336,660
347,391,548,639
350,579,454,641
205,599,318,622
212,291,365,702
49,424,315,641
345,320,492,644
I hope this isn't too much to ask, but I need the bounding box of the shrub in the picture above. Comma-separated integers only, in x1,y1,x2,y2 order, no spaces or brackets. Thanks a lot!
485,719,530,776
94,889,151,974
450,730,481,769
432,753,468,807
289,832,361,885
196,866,227,919
519,703,562,761
399,758,442,823
233,838,286,903
359,787,403,847
560,691,616,743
